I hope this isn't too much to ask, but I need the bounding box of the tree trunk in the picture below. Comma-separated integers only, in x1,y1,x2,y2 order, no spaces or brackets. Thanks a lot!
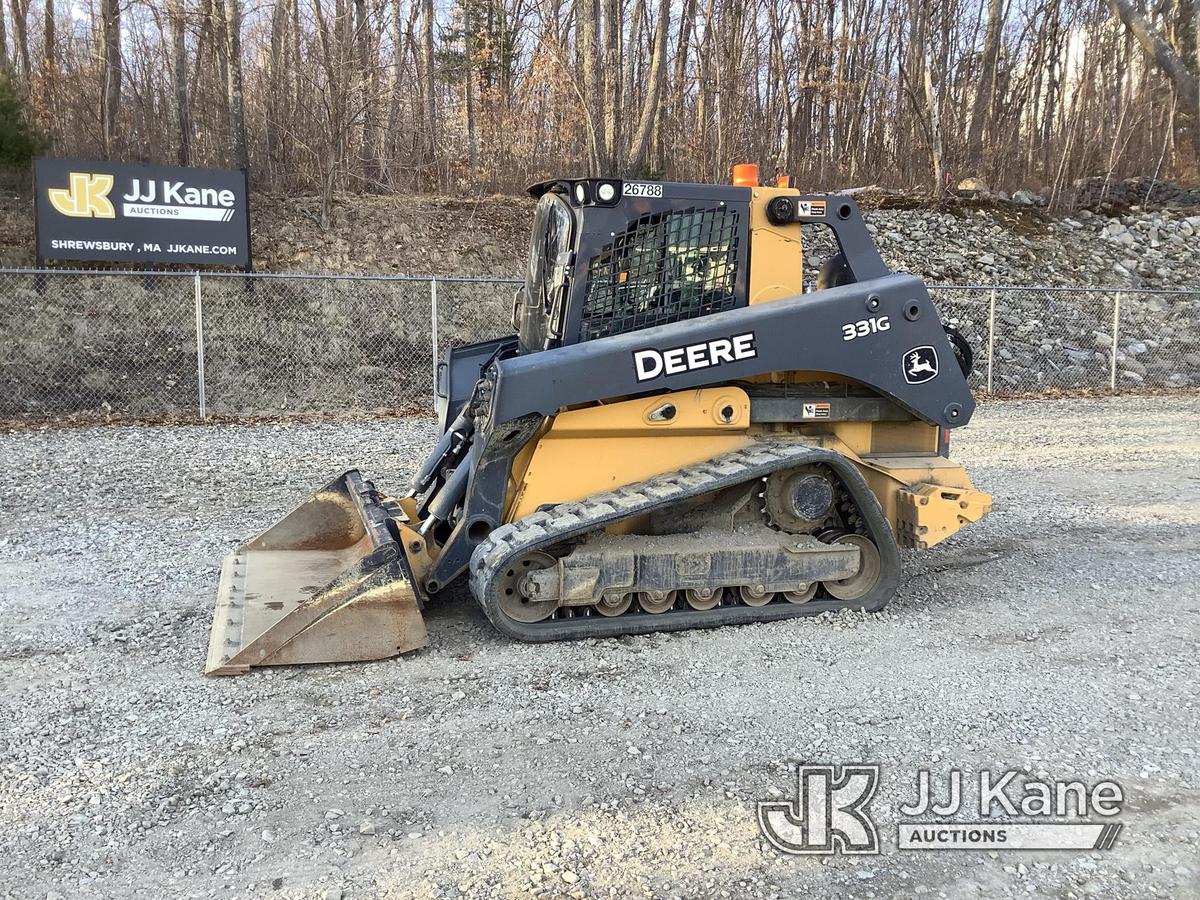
462,1,478,177
312,0,342,227
211,0,231,127
1041,5,1063,173
383,0,408,185
421,0,438,186
671,0,697,172
10,0,29,79
1105,0,1199,117
615,0,638,163
625,0,670,172
924,55,944,194
354,0,381,185
42,0,54,129
290,0,302,156
172,0,191,165
965,0,1004,170
577,0,608,173
225,0,249,169
601,0,619,170
905,0,928,188
0,0,8,69
266,0,290,175
100,0,120,155
1104,0,1200,164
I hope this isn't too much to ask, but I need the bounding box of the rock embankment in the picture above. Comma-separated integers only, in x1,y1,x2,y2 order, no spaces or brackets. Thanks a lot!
855,207,1200,288
0,187,1195,289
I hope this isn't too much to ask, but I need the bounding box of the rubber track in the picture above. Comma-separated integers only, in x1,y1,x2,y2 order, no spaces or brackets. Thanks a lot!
468,438,900,642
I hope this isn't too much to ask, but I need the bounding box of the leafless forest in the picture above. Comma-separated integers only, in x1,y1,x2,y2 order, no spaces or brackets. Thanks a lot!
7,0,1200,206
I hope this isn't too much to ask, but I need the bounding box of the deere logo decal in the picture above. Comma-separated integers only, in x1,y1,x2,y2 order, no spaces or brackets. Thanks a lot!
47,172,115,218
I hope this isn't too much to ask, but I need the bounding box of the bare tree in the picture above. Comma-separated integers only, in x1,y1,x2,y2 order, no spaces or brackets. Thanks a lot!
0,0,8,69
100,0,121,155
578,0,608,174
422,0,438,185
625,0,669,172
10,0,29,79
923,55,944,194
1106,0,1199,117
225,0,249,168
463,1,478,175
965,0,1005,171
41,0,54,125
3,0,1196,197
171,0,192,165
353,0,383,184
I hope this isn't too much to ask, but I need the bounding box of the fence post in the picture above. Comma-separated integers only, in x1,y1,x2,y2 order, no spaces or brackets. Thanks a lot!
987,288,996,395
430,277,439,391
1109,292,1121,392
194,271,207,420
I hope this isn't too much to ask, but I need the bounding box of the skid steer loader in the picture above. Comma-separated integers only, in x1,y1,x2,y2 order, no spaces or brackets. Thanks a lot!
205,169,992,675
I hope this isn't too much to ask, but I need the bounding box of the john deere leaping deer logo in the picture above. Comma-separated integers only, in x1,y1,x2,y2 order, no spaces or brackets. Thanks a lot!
47,172,115,218
903,345,939,384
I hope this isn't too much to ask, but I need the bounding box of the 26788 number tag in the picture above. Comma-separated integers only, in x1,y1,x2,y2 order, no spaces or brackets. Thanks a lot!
842,315,891,341
623,181,664,198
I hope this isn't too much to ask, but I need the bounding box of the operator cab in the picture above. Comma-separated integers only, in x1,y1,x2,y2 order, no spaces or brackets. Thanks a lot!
516,178,751,354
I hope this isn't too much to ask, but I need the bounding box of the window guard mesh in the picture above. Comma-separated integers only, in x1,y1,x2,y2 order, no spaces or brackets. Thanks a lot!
580,206,742,340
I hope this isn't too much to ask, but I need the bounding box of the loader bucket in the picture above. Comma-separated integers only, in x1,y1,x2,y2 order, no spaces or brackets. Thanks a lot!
204,470,427,676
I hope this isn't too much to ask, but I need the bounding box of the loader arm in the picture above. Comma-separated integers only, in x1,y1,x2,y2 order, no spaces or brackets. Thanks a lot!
491,274,971,428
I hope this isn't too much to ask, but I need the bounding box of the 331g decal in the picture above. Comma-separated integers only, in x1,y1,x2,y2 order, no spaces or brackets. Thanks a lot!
842,315,891,341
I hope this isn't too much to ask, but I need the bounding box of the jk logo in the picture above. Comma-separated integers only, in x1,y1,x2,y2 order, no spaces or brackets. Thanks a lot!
757,763,880,855
47,172,115,218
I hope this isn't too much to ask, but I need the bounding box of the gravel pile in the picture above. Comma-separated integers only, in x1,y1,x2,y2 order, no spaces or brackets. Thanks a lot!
1,398,1198,898
1070,176,1200,213
860,207,1200,288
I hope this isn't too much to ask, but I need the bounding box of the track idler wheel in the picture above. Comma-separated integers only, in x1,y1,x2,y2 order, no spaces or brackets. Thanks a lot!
497,551,559,623
823,534,882,601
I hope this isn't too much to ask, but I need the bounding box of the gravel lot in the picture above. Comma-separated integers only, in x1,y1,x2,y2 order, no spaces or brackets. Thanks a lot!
1,396,1198,899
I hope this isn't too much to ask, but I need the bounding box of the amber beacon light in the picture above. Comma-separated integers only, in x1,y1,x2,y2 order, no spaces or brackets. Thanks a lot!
731,163,759,187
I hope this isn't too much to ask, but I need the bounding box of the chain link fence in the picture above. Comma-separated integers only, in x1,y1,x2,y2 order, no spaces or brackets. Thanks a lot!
1,269,1197,422
932,286,1200,393
2,271,201,419
198,274,434,416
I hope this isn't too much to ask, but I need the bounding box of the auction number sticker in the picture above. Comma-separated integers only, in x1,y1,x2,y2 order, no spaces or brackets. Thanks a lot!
623,181,664,198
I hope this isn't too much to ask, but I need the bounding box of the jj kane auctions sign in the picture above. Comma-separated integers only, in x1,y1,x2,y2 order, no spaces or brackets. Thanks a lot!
34,158,251,267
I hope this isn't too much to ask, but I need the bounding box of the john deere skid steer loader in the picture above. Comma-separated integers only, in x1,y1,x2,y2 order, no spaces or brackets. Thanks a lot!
205,170,991,675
